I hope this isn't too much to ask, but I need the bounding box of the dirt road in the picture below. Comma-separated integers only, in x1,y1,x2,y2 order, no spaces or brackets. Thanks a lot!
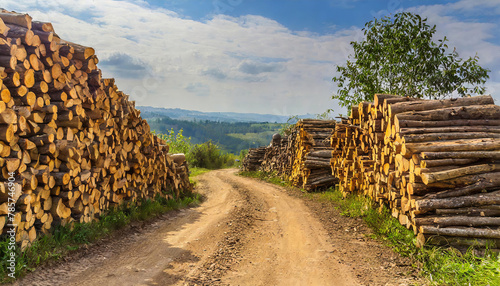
16,169,420,286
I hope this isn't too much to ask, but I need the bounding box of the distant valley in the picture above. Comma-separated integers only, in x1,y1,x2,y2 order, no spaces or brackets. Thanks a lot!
137,106,311,154
137,106,313,123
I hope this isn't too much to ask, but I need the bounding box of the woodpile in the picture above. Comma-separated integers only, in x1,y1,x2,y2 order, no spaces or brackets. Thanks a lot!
242,119,338,190
0,11,192,250
261,133,290,175
332,94,500,251
289,119,338,191
242,147,266,171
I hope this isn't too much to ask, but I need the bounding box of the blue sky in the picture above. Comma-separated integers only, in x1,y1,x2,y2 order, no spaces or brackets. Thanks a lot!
2,0,499,116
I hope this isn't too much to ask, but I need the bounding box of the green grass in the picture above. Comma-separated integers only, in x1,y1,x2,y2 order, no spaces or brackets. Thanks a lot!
0,192,201,284
240,171,500,286
189,167,212,187
190,167,211,177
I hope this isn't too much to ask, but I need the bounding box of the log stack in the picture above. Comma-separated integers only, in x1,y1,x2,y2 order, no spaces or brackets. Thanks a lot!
289,119,338,190
331,94,500,251
261,133,290,175
387,95,500,250
242,147,266,171
0,11,192,250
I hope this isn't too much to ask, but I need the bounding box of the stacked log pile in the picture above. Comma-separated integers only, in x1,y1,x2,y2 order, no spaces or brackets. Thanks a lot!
0,11,192,249
289,119,338,190
389,96,500,250
330,108,375,196
282,127,298,179
242,147,266,171
261,133,290,175
331,94,500,251
242,119,338,190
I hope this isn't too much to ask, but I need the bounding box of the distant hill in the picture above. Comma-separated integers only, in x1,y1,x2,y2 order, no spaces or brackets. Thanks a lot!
137,106,313,123
147,116,283,154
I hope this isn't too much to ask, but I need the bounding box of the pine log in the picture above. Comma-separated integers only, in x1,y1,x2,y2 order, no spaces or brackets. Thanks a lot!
419,226,500,239
389,95,494,118
400,126,500,135
403,133,500,144
373,94,400,107
424,172,500,199
420,151,500,160
420,158,479,168
0,108,16,124
395,118,500,131
395,105,500,122
50,197,71,219
424,235,500,248
421,164,500,185
308,150,333,158
402,138,500,157
415,216,500,227
435,206,500,217
415,191,500,213
0,12,32,29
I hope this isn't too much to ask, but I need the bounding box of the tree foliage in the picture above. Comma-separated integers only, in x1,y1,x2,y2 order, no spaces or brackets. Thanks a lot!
332,12,490,107
154,129,236,169
154,128,192,154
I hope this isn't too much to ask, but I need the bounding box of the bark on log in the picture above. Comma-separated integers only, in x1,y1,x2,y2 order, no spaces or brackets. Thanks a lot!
419,225,500,239
395,105,500,122
421,164,500,185
415,191,500,213
389,95,494,118
420,151,500,160
395,119,500,131
424,172,500,199
402,138,500,157
415,216,500,227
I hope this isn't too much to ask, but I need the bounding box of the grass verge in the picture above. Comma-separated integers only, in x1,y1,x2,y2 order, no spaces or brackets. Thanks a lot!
0,192,201,284
240,170,500,286
189,167,211,187
190,167,211,177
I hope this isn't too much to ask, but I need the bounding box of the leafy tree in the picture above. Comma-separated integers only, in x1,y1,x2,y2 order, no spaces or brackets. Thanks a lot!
316,110,334,120
332,12,490,107
154,128,192,154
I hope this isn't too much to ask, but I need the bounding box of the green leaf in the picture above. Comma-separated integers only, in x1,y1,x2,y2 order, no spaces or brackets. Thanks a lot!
332,12,489,107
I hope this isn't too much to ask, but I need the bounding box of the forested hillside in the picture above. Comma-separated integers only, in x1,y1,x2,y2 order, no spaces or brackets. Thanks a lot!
147,116,284,153
139,106,310,123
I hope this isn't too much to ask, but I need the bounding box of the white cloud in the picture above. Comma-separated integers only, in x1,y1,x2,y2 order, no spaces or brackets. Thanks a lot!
450,0,500,15
1,0,499,115
1,0,350,115
408,0,500,101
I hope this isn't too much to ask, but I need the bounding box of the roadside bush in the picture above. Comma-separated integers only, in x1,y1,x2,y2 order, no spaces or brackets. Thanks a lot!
239,149,248,160
153,129,236,169
187,141,235,169
154,128,191,154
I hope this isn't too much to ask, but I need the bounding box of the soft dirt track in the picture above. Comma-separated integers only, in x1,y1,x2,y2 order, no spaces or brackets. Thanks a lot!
15,169,421,286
